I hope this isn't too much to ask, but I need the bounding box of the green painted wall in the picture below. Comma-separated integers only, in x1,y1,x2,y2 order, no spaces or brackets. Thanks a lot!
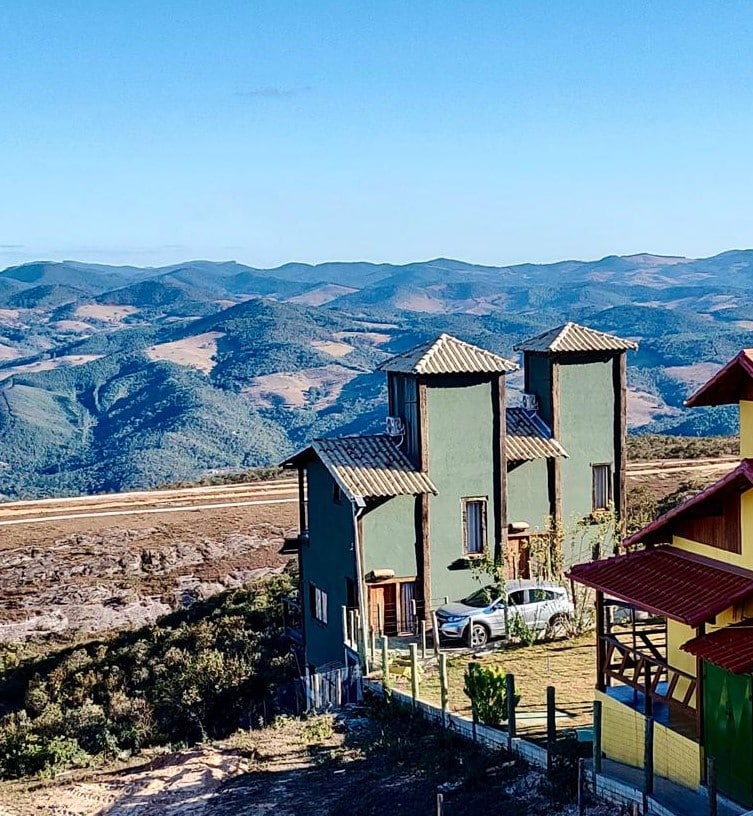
363,495,418,578
558,357,616,565
426,376,495,603
301,459,356,668
507,459,550,531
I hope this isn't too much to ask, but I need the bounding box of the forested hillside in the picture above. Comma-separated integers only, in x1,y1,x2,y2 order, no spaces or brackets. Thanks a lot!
0,251,747,497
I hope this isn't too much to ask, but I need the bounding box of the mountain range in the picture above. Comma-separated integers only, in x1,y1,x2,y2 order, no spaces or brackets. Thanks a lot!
0,250,747,498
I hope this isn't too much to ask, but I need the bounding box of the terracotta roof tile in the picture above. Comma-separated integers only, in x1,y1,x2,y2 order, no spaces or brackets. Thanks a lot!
514,322,638,354
683,620,753,674
378,333,517,375
567,546,753,627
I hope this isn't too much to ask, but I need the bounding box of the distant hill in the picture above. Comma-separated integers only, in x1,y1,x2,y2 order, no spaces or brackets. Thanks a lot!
0,250,748,498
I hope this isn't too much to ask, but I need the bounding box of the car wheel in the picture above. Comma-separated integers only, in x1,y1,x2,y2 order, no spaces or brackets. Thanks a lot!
546,613,570,640
469,623,489,649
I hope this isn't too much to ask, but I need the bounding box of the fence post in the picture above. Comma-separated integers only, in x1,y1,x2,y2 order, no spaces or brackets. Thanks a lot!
420,620,427,659
436,792,444,816
546,685,556,775
382,636,390,691
592,699,602,773
410,644,419,708
470,661,478,741
432,610,440,657
707,756,717,816
439,653,449,727
644,715,654,806
578,757,585,816
370,627,377,666
506,673,516,751
342,605,349,645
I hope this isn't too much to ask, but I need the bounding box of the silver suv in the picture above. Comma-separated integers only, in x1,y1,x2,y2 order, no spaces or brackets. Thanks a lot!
435,579,574,648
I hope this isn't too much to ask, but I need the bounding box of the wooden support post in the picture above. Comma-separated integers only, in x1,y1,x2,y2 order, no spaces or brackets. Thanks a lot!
420,620,427,659
382,636,390,691
410,643,419,708
644,661,653,717
377,603,383,635
593,699,602,775
470,661,478,741
439,653,449,727
506,673,516,751
595,591,606,691
546,685,556,775
370,628,376,665
644,716,654,799
577,758,585,816
432,610,440,658
707,757,717,816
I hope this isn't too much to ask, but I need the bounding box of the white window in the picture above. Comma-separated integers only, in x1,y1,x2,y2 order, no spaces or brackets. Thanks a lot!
462,498,487,555
309,583,328,624
592,464,612,511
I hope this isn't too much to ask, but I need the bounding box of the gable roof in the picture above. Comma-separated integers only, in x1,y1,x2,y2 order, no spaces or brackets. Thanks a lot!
684,349,753,407
514,322,638,354
378,333,517,375
506,408,568,461
622,459,752,548
568,546,753,627
282,435,437,504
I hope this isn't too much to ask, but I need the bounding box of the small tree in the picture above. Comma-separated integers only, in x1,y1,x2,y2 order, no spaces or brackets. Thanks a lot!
462,662,519,727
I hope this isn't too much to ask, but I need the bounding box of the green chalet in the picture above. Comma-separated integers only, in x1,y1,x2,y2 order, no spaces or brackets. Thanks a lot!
283,323,637,670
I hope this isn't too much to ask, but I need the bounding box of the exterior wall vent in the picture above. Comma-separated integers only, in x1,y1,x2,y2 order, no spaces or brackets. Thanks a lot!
522,393,539,413
385,416,405,437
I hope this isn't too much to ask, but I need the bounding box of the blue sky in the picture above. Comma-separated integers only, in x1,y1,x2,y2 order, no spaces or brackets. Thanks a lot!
2,1,753,269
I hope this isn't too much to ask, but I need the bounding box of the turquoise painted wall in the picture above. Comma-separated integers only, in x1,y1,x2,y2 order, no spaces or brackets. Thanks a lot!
363,495,418,578
301,459,356,668
507,458,550,531
426,376,495,604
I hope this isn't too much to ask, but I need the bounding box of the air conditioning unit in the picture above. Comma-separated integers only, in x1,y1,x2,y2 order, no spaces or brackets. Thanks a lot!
385,416,405,437
522,393,539,413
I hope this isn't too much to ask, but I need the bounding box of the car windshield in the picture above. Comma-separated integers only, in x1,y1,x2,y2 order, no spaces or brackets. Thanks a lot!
461,586,501,608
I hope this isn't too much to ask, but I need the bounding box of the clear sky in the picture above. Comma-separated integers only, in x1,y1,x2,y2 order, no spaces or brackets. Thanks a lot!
2,1,753,269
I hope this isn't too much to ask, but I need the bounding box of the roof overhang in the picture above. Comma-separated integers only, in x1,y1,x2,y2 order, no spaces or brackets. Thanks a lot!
682,620,753,674
567,546,753,628
622,459,751,548
685,349,753,407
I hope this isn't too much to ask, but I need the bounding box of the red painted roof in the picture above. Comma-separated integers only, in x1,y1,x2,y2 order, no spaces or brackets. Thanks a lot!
683,620,753,674
622,459,752,548
685,349,753,407
567,546,753,627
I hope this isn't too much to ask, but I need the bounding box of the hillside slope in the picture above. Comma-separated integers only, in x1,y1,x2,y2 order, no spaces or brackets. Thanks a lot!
0,250,748,497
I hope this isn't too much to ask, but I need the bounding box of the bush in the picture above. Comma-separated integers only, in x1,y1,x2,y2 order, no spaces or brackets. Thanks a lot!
462,662,519,727
0,573,297,779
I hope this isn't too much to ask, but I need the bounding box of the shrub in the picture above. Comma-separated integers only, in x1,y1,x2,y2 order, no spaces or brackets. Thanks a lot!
462,662,519,727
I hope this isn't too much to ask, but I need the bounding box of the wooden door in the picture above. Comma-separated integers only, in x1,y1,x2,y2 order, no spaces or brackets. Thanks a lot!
368,584,398,636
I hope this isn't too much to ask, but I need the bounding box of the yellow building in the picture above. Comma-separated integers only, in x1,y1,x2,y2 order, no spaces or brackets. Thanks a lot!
570,349,753,808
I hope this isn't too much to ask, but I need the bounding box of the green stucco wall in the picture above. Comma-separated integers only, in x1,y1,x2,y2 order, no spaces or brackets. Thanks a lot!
363,495,418,578
558,357,615,565
507,458,550,531
426,376,495,603
301,460,356,668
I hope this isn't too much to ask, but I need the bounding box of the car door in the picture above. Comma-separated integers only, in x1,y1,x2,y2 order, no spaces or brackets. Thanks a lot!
526,588,557,630
506,589,527,632
485,592,508,637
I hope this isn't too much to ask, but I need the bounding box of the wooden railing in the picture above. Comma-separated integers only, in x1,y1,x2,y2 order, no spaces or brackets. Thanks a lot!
602,635,697,712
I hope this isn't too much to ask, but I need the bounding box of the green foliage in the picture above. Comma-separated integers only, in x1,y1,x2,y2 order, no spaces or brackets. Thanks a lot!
627,434,739,460
0,575,297,779
462,662,518,727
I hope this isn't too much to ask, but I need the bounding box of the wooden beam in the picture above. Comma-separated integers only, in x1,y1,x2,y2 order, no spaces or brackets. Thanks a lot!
417,377,429,472
613,353,627,524
297,467,307,533
595,590,606,691
492,374,508,567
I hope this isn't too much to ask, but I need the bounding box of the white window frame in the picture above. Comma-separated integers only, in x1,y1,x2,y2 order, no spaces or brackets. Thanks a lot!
462,497,487,555
310,582,328,624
